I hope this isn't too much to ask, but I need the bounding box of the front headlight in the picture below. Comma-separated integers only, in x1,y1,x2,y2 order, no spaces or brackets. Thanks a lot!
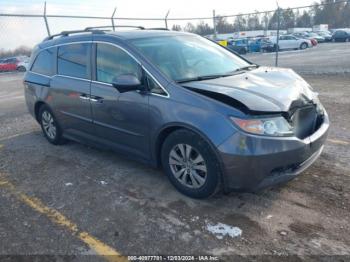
230,116,294,136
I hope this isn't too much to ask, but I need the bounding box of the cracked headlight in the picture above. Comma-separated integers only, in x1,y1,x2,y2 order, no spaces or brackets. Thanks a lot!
230,116,294,136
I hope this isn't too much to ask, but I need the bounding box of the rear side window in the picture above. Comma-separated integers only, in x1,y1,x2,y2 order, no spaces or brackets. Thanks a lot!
58,43,89,79
31,48,55,76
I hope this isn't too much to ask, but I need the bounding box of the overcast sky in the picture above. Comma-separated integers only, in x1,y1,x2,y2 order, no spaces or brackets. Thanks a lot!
0,0,317,50
1,0,317,17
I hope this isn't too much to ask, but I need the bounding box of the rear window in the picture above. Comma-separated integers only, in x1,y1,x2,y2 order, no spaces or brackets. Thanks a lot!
57,43,89,79
31,48,55,76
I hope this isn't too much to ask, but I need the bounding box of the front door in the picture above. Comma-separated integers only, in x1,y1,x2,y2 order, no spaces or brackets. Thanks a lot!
90,42,150,160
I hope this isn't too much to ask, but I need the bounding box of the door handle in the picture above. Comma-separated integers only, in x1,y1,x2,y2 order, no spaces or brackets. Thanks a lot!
90,97,104,103
79,94,90,101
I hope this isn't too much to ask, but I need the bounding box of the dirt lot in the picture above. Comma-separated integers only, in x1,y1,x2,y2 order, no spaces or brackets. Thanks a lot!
0,44,350,261
246,42,350,74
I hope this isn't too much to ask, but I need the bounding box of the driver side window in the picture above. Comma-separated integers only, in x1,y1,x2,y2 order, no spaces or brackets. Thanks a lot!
96,43,142,84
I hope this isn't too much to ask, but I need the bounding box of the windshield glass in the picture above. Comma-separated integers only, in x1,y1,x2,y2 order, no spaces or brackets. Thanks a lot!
131,35,250,82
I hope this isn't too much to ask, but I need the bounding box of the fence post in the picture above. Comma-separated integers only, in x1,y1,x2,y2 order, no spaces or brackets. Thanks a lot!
264,12,268,36
43,1,51,37
213,10,217,40
111,8,116,31
164,10,170,29
275,6,280,67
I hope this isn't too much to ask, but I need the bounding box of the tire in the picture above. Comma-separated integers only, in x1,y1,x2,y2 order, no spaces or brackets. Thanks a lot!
300,42,308,50
38,104,66,145
161,129,221,199
240,48,247,55
17,66,26,72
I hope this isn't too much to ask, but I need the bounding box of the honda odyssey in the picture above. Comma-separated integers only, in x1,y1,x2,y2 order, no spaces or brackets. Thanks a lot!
24,27,329,198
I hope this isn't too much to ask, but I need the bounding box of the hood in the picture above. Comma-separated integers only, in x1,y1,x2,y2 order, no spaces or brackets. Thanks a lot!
183,67,317,113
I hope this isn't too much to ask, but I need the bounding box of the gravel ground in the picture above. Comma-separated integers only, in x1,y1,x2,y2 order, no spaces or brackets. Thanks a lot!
0,43,349,261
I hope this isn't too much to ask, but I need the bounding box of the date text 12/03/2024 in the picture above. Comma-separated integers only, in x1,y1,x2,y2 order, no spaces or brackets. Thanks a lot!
127,255,219,261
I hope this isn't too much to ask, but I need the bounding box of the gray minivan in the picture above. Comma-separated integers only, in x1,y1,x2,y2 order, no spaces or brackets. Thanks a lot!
24,27,329,198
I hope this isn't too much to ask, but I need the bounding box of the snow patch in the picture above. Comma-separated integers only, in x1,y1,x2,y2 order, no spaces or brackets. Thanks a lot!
206,222,242,239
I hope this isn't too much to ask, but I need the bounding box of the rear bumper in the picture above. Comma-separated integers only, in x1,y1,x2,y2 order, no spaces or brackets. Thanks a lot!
217,111,329,191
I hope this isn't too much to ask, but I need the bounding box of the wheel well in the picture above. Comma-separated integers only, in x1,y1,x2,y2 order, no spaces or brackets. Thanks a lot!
34,101,46,122
155,125,228,193
155,126,184,167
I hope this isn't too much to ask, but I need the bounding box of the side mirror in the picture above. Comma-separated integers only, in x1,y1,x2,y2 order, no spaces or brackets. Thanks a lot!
112,74,143,93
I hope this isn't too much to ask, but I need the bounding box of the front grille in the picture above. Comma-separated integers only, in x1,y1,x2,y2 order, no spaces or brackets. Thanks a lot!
291,105,323,139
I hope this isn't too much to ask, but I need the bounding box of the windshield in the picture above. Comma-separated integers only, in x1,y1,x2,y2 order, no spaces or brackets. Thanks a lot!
131,35,250,82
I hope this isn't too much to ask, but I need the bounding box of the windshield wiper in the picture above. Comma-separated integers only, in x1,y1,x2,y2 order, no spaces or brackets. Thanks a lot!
235,64,259,72
176,74,234,83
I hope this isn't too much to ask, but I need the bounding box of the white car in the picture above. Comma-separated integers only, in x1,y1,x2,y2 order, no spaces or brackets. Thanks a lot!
269,35,312,50
16,56,30,72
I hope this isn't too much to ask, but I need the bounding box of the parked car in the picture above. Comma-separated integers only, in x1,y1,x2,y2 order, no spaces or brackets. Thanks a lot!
256,38,275,52
315,31,332,42
306,32,325,43
17,56,30,71
292,32,318,46
227,38,248,54
332,29,350,42
0,56,28,72
0,57,18,72
227,44,248,55
24,28,329,198
270,35,311,50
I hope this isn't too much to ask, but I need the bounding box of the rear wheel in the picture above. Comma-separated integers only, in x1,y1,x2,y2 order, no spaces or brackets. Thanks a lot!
17,66,26,72
39,105,65,145
161,129,221,198
300,42,308,49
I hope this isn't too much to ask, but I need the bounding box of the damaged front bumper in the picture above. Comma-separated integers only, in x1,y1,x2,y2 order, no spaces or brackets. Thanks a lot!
217,110,329,191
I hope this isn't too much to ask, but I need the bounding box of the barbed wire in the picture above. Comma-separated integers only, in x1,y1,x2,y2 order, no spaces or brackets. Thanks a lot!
0,0,348,21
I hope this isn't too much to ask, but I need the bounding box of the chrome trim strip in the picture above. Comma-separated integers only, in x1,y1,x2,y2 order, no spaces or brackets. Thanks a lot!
93,120,143,137
28,71,52,78
61,110,93,123
54,74,91,82
91,80,113,87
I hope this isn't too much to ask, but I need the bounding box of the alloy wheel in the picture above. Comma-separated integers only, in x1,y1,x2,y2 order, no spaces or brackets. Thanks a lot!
41,111,57,140
168,143,207,189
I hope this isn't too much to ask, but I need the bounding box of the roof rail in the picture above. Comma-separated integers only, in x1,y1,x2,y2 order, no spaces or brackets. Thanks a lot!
43,25,145,41
85,25,145,30
146,27,169,31
44,29,105,41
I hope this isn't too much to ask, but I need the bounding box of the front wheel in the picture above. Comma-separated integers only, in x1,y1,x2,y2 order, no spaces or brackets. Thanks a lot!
161,130,221,198
39,105,66,145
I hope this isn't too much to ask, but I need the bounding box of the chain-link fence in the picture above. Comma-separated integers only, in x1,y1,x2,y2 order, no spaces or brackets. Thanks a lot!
0,0,349,68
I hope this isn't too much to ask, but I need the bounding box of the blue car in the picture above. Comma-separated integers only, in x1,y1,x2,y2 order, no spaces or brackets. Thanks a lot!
24,27,329,198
